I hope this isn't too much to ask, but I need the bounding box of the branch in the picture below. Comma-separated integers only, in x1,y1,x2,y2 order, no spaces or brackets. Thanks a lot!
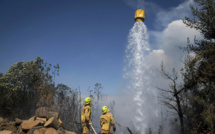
157,87,174,94
163,101,178,113
174,87,185,97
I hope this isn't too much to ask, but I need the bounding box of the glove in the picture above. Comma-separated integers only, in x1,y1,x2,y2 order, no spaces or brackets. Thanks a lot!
113,126,116,132
88,122,92,125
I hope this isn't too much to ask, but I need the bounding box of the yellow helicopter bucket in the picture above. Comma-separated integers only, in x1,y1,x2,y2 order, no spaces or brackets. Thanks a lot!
134,9,145,22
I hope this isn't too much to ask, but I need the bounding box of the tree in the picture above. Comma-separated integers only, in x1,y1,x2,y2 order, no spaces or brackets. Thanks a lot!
158,63,188,134
55,84,71,105
184,0,215,40
94,83,103,102
89,83,103,132
0,56,59,119
181,0,215,133
55,84,81,132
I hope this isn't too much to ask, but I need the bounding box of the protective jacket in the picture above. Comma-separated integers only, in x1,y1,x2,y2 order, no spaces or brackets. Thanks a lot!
81,105,92,125
100,112,116,134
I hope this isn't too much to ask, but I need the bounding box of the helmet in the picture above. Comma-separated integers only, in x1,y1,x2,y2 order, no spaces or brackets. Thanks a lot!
102,106,109,114
84,97,92,105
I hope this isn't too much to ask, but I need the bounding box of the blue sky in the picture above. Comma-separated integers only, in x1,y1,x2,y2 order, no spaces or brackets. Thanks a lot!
0,0,199,95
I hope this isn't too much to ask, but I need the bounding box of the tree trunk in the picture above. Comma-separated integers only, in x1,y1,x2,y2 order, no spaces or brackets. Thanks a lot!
35,117,46,125
28,116,36,121
174,85,185,134
44,117,60,130
4,124,16,132
0,130,12,134
21,120,40,130
35,117,46,122
57,127,66,134
26,126,44,134
44,128,58,134
32,127,46,134
15,118,23,125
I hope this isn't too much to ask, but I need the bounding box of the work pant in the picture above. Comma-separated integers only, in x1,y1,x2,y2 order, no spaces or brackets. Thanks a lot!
83,124,90,134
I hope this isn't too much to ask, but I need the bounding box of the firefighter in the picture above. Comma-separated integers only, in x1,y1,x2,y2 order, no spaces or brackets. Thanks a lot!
81,97,92,134
100,106,116,134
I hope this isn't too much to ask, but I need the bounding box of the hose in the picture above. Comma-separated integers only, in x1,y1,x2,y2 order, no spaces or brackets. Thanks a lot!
115,121,133,134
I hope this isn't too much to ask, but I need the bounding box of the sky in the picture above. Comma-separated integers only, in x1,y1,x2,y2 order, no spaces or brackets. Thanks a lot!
0,0,201,95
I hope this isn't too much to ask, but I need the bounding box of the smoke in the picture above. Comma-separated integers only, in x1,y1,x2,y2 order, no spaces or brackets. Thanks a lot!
87,1,202,133
110,21,201,134
155,0,194,29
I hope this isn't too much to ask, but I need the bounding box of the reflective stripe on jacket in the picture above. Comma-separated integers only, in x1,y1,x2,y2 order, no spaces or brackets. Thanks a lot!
100,112,116,133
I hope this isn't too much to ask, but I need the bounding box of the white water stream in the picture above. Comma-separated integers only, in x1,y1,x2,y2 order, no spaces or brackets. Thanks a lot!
124,21,160,133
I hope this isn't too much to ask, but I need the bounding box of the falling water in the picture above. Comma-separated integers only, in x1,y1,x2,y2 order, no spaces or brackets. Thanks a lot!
124,21,159,133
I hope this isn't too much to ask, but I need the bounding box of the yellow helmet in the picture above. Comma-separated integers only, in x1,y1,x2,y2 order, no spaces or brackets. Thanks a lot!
102,106,109,114
84,97,92,105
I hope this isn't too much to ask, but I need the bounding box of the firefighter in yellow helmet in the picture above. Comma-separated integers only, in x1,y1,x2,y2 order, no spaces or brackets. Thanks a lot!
81,97,92,134
100,106,116,134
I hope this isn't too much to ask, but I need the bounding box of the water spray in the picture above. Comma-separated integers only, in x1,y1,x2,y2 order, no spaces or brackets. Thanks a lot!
123,6,161,133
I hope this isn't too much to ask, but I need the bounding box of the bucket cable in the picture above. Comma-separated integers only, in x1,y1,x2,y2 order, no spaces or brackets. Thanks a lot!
137,0,143,9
